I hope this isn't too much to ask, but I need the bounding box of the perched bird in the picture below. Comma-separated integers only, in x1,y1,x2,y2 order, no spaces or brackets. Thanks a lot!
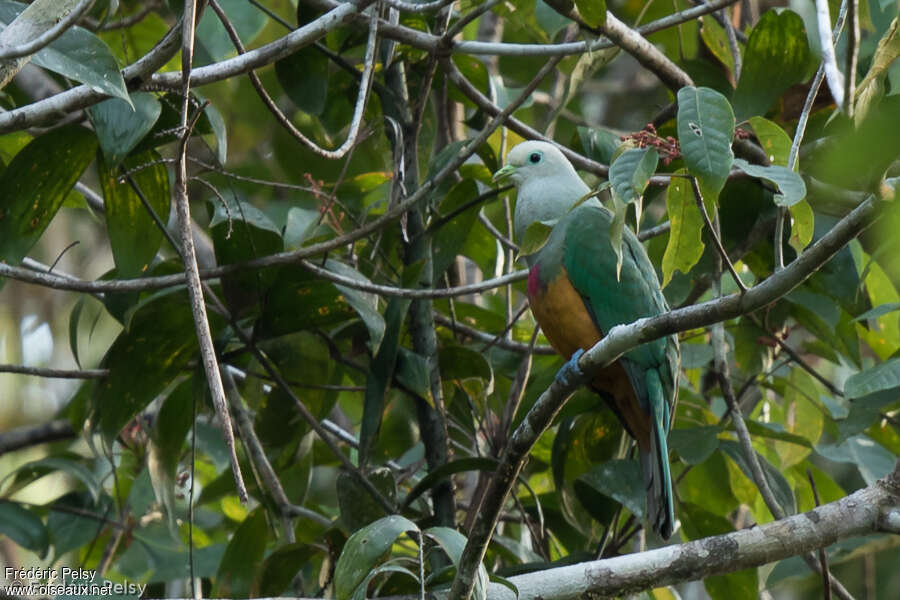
493,140,680,539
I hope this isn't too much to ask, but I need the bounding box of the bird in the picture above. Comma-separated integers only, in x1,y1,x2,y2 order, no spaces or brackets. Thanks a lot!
493,140,680,539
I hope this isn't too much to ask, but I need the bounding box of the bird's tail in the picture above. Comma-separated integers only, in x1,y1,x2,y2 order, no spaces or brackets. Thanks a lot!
641,368,675,539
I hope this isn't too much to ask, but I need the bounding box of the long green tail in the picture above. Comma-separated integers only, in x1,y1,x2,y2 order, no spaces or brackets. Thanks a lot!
642,368,675,539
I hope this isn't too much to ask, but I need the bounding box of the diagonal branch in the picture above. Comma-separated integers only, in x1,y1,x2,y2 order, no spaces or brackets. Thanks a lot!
448,191,888,600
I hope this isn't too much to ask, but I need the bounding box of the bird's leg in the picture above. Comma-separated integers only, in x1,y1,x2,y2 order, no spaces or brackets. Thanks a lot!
556,348,586,388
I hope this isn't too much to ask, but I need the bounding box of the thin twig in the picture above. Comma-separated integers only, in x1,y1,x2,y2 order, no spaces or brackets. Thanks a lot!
815,0,846,110
176,0,248,504
0,0,95,60
808,469,833,600
690,177,747,293
844,0,859,118
0,364,107,378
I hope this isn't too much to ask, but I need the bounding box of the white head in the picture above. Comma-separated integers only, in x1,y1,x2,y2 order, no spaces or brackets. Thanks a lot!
493,141,591,242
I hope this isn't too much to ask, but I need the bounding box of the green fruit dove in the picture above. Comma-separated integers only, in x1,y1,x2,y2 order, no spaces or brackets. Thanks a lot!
494,141,680,539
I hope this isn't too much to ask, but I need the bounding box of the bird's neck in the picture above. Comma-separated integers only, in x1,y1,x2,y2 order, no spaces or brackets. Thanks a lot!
513,175,591,242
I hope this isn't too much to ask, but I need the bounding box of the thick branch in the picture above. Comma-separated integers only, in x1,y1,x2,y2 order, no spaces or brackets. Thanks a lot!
448,193,886,600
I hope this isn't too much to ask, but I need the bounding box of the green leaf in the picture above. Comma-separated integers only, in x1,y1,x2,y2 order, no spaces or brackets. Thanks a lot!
855,302,900,321
668,425,721,465
324,260,386,353
700,17,735,73
337,467,395,531
334,515,420,600
195,0,266,63
518,219,556,257
609,147,658,215
275,46,329,116
817,435,896,485
424,527,489,600
575,459,645,519
719,441,796,515
844,357,900,398
578,126,621,165
744,420,814,448
48,492,112,560
661,170,704,287
433,179,481,279
93,291,210,441
402,457,499,509
395,347,431,401
788,199,814,254
99,150,170,278
574,0,606,28
210,195,284,316
732,158,806,206
254,543,322,597
89,93,162,167
747,116,793,167
0,1,130,104
0,501,49,557
212,508,268,598
608,192,628,280
733,10,812,121
0,124,97,265
439,345,493,382
676,86,734,202
4,456,101,503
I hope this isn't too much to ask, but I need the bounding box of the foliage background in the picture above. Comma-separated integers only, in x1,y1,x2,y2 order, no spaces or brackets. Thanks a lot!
0,0,898,598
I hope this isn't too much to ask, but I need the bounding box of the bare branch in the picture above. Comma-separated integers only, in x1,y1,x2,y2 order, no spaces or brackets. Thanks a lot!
0,0,94,61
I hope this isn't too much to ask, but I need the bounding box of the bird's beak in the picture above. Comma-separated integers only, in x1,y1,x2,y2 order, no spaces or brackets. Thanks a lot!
492,164,516,184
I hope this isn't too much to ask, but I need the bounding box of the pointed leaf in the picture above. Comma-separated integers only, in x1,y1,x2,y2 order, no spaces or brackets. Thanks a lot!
788,199,814,253
661,170,704,287
518,219,555,257
719,441,796,515
576,459,645,519
325,259,386,353
0,1,130,103
609,147,659,205
275,46,329,116
212,508,268,598
334,515,420,600
817,435,896,485
747,116,792,167
855,302,900,321
89,93,162,167
844,357,900,398
733,158,806,206
424,527,489,600
100,150,170,278
733,9,812,120
676,86,734,202
578,126,620,165
854,17,900,123
0,124,97,265
574,0,606,28
0,501,49,557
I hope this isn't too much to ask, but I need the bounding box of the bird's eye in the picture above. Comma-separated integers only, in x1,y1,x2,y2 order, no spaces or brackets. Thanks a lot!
529,152,542,164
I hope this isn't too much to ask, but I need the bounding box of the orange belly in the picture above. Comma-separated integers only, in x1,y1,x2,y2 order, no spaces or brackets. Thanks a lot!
529,266,651,447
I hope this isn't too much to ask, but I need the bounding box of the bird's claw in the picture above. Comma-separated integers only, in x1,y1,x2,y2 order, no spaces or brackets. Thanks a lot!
556,348,586,387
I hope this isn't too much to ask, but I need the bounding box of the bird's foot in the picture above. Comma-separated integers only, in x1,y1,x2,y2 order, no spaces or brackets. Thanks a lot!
556,348,586,387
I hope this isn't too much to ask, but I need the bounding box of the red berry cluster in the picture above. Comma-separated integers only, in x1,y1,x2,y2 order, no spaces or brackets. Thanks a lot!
622,124,682,165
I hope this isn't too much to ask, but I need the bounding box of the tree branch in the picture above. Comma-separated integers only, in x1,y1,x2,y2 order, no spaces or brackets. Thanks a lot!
448,192,887,600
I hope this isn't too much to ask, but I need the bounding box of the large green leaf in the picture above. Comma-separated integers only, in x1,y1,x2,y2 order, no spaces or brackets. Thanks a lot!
844,357,900,398
719,441,796,516
575,459,645,519
574,0,606,28
676,86,734,202
275,46,329,116
0,124,97,265
334,515,419,600
661,169,704,287
253,542,322,597
747,116,793,167
99,150,170,278
324,259,386,353
425,526,489,600
668,425,721,465
433,179,482,279
817,435,896,485
578,126,621,165
0,1,130,103
210,196,284,317
212,508,268,598
3,456,101,503
733,9,812,120
93,291,212,441
337,468,396,532
0,501,49,557
609,147,658,205
48,492,113,560
732,159,806,207
195,0,266,64
89,94,162,168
